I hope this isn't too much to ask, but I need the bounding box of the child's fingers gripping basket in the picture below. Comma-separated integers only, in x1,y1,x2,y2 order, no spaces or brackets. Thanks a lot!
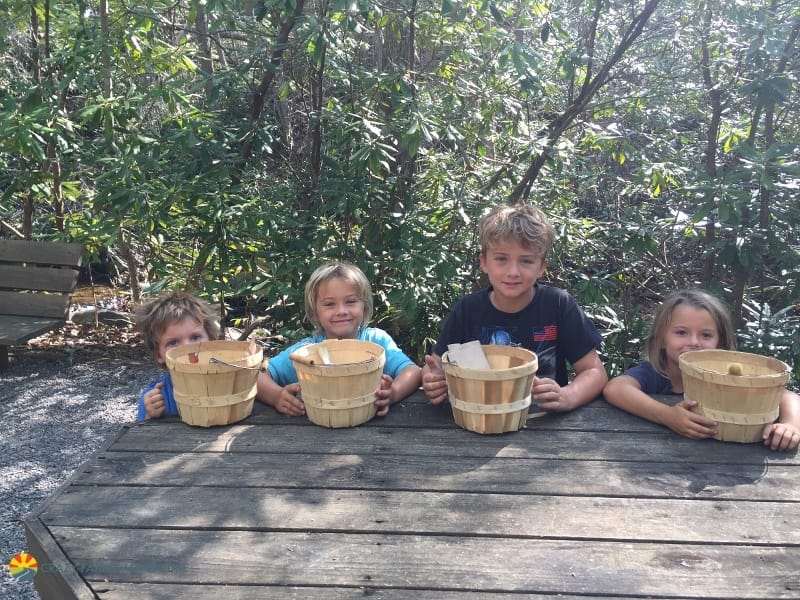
442,345,538,434
679,349,790,443
290,339,385,428
166,340,264,427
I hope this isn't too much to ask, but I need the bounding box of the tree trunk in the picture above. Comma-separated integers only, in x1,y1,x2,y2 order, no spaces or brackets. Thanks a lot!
195,4,214,103
392,0,418,212
22,194,34,239
118,231,142,303
700,2,722,284
310,7,326,182
195,5,213,77
235,0,306,183
25,2,40,239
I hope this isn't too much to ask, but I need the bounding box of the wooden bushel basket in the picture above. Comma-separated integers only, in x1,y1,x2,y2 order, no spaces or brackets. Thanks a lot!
442,345,538,434
290,339,385,428
166,340,263,427
679,349,789,443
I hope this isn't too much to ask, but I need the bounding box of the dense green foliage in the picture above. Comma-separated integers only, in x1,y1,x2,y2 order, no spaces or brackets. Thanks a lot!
1,0,798,380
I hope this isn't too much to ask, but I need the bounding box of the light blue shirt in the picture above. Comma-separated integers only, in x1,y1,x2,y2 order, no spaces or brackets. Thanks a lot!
268,327,416,386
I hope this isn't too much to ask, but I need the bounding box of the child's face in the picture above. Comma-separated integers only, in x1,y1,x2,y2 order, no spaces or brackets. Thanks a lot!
154,317,211,364
663,304,720,366
315,277,365,339
480,239,547,311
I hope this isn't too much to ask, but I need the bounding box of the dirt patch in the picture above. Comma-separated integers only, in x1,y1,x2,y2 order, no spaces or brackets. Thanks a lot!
21,322,149,365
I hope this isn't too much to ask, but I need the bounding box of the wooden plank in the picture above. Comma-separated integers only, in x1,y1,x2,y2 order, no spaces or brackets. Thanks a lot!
111,422,798,465
92,583,591,599
0,264,79,292
0,239,84,266
73,451,798,501
239,394,729,435
39,486,800,545
0,290,71,318
0,314,66,345
0,240,82,365
25,517,96,600
22,427,133,597
151,394,673,431
49,527,800,598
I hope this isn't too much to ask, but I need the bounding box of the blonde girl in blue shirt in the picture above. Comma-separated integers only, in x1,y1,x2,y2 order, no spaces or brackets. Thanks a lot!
256,261,421,417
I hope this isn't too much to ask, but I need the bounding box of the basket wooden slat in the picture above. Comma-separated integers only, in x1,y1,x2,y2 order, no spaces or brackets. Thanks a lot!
291,339,385,428
679,349,789,443
442,345,538,434
166,340,263,427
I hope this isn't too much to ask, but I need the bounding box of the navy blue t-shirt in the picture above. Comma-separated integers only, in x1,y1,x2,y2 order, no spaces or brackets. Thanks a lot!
433,284,602,387
623,361,677,395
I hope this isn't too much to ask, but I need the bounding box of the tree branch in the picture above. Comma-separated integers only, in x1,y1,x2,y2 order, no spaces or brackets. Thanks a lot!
507,0,664,203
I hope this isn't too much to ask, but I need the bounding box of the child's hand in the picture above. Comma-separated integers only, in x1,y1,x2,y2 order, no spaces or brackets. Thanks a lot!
422,355,448,405
666,399,717,439
143,382,166,420
762,422,800,452
374,374,393,417
274,383,306,416
531,376,571,411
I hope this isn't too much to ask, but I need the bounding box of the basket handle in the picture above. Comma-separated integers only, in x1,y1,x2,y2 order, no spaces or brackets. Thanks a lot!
209,357,268,372
291,353,317,367
291,354,376,367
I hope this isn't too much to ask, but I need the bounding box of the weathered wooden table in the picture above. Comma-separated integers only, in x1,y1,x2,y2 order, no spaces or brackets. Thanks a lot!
26,391,800,599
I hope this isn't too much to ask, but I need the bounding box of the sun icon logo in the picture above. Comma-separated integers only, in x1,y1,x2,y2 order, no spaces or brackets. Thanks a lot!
8,552,38,582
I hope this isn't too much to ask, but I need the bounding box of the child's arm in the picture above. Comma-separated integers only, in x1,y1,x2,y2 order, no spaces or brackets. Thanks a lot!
762,390,800,452
141,382,167,420
374,365,422,416
533,349,607,412
603,374,717,439
256,371,305,416
390,364,423,410
421,354,449,405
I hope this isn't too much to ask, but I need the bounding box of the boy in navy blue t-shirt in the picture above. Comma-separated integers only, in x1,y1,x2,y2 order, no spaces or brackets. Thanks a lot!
421,204,607,413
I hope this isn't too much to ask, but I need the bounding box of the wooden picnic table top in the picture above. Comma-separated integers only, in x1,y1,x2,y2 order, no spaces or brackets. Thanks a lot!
25,390,800,599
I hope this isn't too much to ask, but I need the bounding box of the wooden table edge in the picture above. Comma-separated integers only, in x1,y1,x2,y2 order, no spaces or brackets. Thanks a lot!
23,425,133,599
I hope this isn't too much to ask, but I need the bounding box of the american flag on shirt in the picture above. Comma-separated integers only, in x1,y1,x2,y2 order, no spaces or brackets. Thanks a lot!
533,325,557,342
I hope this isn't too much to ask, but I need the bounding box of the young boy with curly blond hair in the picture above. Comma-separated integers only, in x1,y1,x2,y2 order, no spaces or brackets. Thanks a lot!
135,292,221,421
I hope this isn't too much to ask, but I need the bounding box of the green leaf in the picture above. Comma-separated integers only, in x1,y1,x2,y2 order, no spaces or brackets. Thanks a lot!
181,56,198,71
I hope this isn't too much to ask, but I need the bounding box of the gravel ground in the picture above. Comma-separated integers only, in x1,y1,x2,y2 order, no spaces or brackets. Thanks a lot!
0,346,160,599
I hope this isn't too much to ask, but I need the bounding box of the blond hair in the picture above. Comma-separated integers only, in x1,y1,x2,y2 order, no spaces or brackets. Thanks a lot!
646,289,736,376
478,203,557,257
304,261,373,335
134,291,221,357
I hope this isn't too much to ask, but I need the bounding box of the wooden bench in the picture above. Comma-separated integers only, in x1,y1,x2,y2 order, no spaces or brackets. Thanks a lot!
0,239,84,369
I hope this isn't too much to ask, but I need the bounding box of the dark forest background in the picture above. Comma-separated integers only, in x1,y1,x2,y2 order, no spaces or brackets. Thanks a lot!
1,0,798,379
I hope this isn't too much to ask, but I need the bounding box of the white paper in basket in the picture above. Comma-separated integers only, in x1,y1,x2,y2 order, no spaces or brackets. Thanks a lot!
446,340,491,369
